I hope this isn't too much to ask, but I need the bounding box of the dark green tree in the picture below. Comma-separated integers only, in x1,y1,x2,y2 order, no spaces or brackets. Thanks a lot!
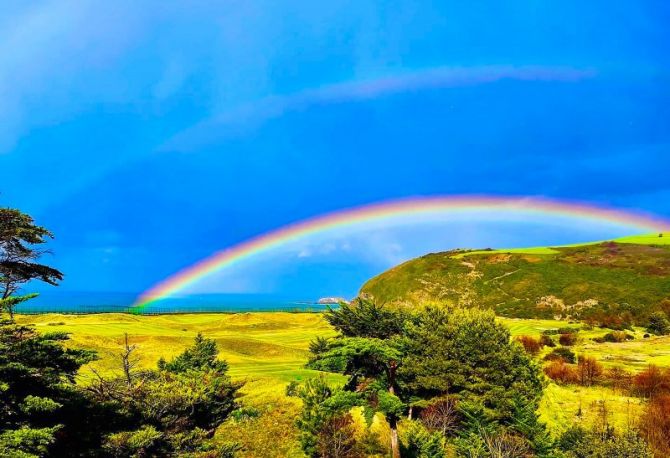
0,208,63,320
324,297,407,339
400,306,544,424
0,324,112,457
294,376,361,457
647,311,670,336
310,299,409,458
305,301,548,457
90,334,241,456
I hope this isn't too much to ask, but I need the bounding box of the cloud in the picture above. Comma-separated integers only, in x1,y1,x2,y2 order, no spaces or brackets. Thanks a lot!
162,65,596,152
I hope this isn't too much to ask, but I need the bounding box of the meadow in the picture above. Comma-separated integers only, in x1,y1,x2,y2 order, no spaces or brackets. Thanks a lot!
16,311,670,455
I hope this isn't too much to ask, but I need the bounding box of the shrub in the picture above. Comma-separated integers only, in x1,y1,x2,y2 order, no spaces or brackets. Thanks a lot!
230,407,261,421
559,333,577,346
400,420,449,458
515,335,543,355
577,356,603,386
602,331,632,343
539,334,555,347
558,426,652,457
419,396,458,436
544,347,576,364
605,366,633,394
316,414,363,458
660,299,670,317
544,360,578,384
633,365,670,398
640,394,670,456
647,311,670,336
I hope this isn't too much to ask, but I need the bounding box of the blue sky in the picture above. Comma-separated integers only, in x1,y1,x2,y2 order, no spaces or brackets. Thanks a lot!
1,1,670,302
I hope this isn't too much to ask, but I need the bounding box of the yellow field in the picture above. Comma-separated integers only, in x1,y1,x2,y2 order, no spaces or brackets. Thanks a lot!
16,312,337,389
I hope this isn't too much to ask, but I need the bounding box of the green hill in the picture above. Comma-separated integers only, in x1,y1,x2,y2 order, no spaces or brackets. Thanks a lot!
360,234,670,325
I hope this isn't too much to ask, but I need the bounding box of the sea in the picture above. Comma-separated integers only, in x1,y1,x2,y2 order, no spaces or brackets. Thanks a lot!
15,292,336,314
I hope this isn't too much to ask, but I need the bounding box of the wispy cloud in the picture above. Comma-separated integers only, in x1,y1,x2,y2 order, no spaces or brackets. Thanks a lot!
162,65,596,152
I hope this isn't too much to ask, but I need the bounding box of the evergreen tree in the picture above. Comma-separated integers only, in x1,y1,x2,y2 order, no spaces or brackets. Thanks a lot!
0,208,63,320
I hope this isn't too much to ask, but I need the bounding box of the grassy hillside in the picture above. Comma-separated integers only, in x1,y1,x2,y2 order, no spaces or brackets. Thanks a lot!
361,234,670,322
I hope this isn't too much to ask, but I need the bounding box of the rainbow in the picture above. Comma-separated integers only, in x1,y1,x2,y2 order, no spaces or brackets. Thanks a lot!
133,196,670,310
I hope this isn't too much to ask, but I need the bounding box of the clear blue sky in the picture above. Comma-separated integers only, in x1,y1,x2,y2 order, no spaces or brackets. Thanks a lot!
1,1,669,301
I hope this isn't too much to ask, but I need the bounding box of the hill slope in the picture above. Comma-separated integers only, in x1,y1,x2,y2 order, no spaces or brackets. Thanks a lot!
360,234,670,323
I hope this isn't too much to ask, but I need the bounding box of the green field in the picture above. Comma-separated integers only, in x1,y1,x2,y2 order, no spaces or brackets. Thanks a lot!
15,311,670,453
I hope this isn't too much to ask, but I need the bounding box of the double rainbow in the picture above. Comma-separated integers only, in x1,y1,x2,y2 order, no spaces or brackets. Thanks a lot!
132,196,670,310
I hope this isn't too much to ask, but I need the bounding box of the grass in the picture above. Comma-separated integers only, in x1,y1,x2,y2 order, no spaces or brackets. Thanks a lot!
362,239,670,320
539,383,644,436
15,312,670,453
16,312,337,390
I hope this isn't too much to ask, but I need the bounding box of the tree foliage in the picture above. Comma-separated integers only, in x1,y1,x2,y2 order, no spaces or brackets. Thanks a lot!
302,300,548,457
0,208,63,319
88,334,241,457
0,322,109,457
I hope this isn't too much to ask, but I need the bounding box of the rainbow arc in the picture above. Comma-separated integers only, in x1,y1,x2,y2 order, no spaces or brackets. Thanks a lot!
133,196,670,310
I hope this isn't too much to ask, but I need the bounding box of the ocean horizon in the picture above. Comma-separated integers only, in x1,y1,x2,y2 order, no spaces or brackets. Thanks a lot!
16,291,338,314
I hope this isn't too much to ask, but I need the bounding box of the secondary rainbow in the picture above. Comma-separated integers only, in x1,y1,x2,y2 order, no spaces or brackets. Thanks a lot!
133,196,670,310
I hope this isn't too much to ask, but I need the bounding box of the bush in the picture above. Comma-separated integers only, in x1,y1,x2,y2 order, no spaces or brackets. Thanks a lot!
515,335,543,355
419,396,458,436
577,356,603,386
539,334,555,347
400,420,449,458
640,394,670,456
633,365,670,398
647,311,670,336
544,360,578,384
544,347,576,364
602,331,633,343
605,366,633,394
559,333,577,346
316,414,363,458
558,426,652,457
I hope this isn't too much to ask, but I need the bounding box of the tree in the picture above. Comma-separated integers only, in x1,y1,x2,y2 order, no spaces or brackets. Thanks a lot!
294,376,361,457
306,302,547,457
400,307,544,424
0,323,110,456
89,334,241,456
120,333,139,386
308,337,405,458
315,298,410,458
324,297,407,340
0,208,63,320
647,311,670,336
577,356,603,387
